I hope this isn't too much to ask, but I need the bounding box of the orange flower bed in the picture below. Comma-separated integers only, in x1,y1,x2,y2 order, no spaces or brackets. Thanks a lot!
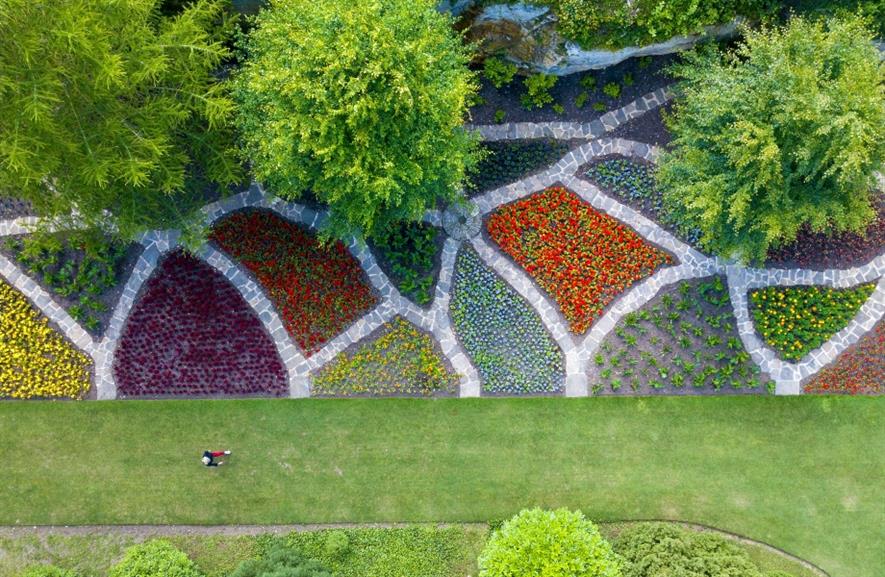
487,186,673,333
804,320,883,395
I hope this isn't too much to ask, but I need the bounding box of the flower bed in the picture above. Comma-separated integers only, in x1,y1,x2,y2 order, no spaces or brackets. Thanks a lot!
750,283,876,361
487,186,674,334
451,246,563,394
804,320,883,395
466,140,571,197
0,279,92,399
371,222,443,306
114,250,287,397
313,317,457,396
210,210,377,354
582,156,701,247
590,277,772,395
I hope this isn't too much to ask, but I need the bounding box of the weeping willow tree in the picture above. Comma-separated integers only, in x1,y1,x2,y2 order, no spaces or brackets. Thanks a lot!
0,0,243,238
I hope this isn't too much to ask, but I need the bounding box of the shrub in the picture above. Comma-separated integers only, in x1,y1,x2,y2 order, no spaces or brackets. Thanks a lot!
575,91,590,108
484,57,519,88
21,567,77,577
230,543,331,577
372,221,440,305
478,508,622,577
657,16,885,263
544,0,773,50
750,283,876,361
0,0,242,238
616,523,772,577
110,540,201,577
494,109,507,123
521,74,558,109
235,0,478,239
602,82,621,99
0,280,92,399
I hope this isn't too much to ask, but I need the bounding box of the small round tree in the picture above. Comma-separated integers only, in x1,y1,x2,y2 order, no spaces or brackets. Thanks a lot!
478,508,622,577
657,15,885,263
234,0,479,239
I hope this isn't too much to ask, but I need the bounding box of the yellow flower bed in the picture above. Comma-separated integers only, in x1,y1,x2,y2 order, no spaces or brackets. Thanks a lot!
0,280,92,399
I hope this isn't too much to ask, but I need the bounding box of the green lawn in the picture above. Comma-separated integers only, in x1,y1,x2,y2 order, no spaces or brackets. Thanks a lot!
0,397,881,577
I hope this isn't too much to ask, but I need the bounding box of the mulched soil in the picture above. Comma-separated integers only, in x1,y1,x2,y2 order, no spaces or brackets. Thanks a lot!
0,234,143,339
469,54,676,124
609,102,674,147
587,276,775,396
766,193,885,270
0,197,36,220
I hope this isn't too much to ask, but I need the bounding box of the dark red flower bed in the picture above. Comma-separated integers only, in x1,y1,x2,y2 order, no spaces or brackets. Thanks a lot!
114,250,287,397
210,210,377,354
767,194,885,270
804,320,883,395
487,186,674,334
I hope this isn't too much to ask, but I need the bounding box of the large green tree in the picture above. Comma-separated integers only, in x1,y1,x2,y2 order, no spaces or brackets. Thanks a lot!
0,0,242,238
234,0,478,239
657,15,884,263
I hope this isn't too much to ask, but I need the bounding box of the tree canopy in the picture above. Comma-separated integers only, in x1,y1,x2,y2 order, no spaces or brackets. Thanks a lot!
234,0,479,240
0,0,242,238
657,15,884,263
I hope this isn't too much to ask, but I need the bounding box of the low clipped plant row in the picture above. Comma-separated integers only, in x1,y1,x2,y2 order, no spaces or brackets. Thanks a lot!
466,140,571,197
18,513,802,577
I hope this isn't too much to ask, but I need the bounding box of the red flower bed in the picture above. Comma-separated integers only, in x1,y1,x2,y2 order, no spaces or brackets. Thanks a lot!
210,210,377,354
114,250,287,397
487,186,674,333
804,320,884,395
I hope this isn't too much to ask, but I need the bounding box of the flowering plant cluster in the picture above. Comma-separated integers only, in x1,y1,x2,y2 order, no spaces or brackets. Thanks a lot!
451,246,564,394
750,283,876,361
313,317,457,396
488,186,673,334
804,320,883,395
114,251,287,397
0,280,92,399
211,210,377,354
466,140,570,197
584,156,702,246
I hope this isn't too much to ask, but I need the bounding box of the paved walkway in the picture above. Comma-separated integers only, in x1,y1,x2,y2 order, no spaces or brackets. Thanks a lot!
0,88,882,398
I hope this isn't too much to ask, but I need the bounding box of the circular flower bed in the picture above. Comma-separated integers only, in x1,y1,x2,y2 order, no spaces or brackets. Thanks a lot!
488,186,674,334
451,246,563,394
750,283,876,361
211,210,377,354
804,319,883,395
114,250,287,397
0,279,92,399
313,317,457,396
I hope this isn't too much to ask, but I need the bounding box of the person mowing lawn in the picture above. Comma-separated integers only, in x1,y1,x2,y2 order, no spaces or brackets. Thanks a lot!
201,450,231,467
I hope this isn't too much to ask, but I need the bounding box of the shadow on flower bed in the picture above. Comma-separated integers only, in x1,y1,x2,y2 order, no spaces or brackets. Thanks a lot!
210,209,377,355
113,250,287,398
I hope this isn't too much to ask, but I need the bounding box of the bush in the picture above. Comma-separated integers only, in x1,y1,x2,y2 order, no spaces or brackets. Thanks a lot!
521,74,558,109
109,540,201,577
657,16,885,263
616,523,777,577
235,0,478,239
478,508,622,577
0,280,92,399
484,57,519,88
230,543,331,577
543,0,773,49
21,567,77,577
372,221,440,305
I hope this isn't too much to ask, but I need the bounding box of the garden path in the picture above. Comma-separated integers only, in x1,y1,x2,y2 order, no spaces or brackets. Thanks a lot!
0,88,882,398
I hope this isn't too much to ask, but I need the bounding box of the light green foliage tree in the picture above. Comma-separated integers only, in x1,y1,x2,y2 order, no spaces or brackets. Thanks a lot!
234,0,479,239
230,543,331,577
0,0,242,239
657,15,885,263
616,523,781,577
479,508,622,577
109,540,202,577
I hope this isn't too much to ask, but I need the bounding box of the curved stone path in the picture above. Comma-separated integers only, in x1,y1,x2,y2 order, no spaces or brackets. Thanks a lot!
1,88,882,398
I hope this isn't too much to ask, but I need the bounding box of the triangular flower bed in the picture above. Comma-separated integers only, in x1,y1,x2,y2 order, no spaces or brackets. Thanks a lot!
750,283,876,362
451,245,563,394
369,221,444,308
210,209,377,355
313,316,457,396
488,186,674,334
805,319,883,395
113,250,287,398
465,139,571,197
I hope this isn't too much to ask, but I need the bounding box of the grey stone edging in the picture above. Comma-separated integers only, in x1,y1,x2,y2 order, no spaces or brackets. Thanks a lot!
466,87,672,142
